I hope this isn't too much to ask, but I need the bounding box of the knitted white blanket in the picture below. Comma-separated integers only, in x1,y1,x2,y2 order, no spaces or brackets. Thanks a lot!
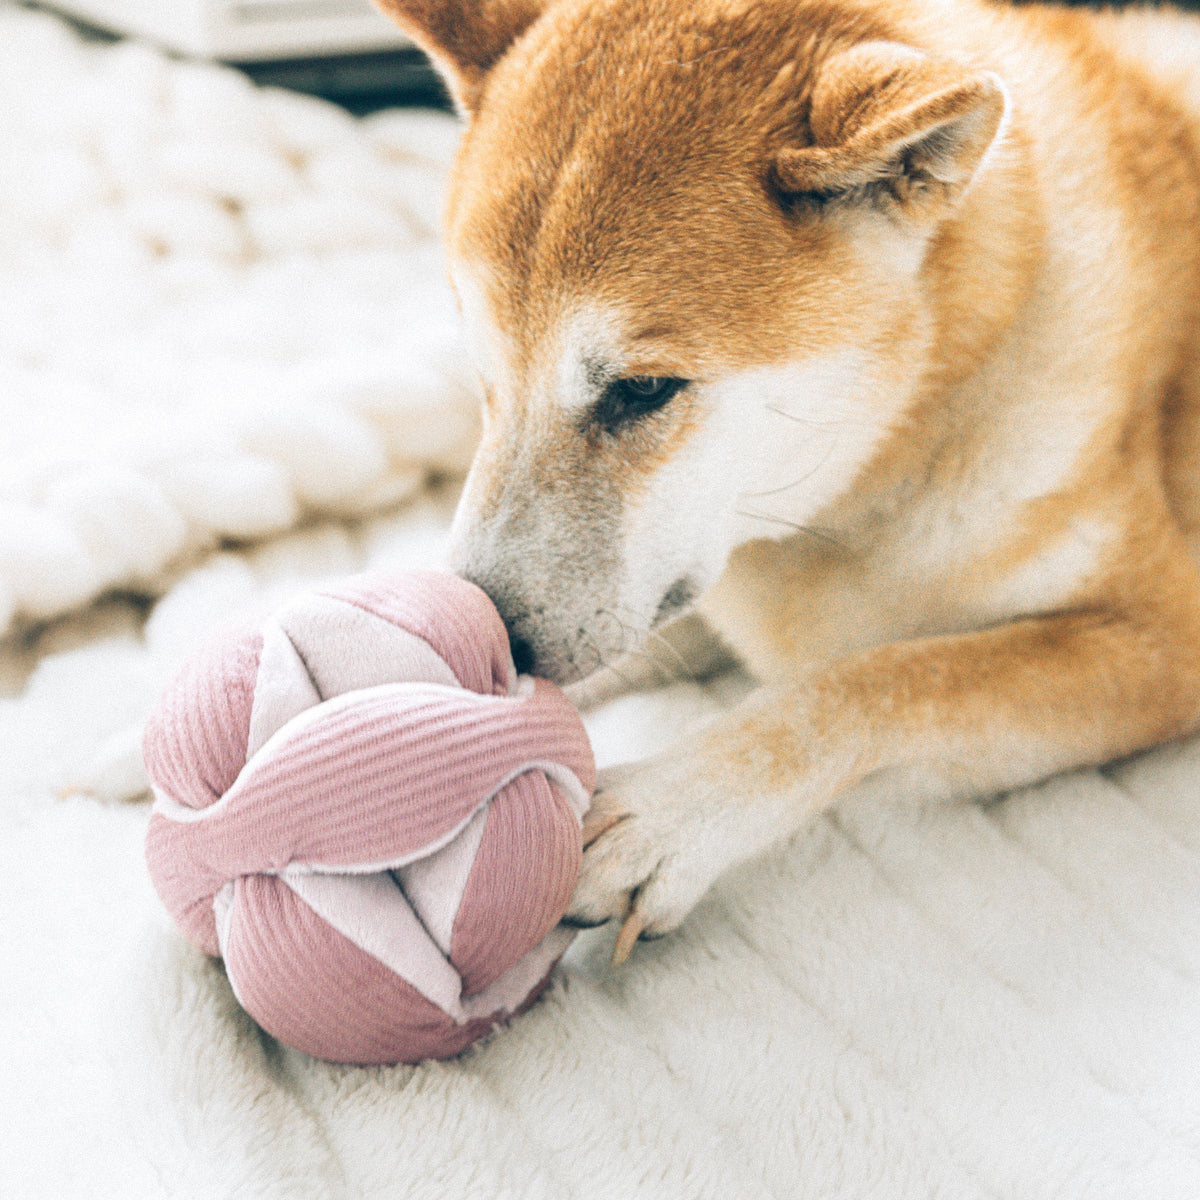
0,4,477,636
2,7,1198,1198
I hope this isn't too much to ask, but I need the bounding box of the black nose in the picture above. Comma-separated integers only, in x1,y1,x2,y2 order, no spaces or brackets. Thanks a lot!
508,633,536,676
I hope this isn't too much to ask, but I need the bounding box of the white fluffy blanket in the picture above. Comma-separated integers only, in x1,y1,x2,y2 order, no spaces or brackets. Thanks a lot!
3,7,1199,1198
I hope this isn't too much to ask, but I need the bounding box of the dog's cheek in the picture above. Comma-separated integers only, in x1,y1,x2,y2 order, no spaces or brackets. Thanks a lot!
618,433,741,625
612,384,761,628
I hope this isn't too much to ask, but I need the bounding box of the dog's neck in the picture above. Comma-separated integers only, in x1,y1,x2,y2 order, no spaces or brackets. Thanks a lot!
922,116,1046,394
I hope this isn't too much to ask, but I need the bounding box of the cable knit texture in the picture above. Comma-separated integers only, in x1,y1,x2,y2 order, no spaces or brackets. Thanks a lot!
0,3,478,635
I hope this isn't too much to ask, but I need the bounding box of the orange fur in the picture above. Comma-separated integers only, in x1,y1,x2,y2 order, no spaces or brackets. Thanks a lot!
376,0,1200,947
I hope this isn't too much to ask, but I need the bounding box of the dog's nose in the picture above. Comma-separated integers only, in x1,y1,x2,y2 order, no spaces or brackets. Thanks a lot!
508,632,536,676
454,567,538,675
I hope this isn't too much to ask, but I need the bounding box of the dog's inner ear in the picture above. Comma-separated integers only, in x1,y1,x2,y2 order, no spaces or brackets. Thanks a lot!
372,0,545,113
773,42,1007,216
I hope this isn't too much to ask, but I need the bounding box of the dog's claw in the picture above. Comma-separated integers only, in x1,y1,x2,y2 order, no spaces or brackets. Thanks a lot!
570,764,722,953
581,801,627,848
611,909,646,966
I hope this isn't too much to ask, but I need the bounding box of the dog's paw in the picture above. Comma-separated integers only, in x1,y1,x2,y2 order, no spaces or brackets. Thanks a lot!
563,761,733,961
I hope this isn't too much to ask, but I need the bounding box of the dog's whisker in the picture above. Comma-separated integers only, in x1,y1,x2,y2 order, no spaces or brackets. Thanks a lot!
639,627,695,681
610,600,662,634
574,631,609,677
739,430,843,502
765,405,882,430
734,511,851,551
590,608,631,658
592,607,659,676
740,465,828,501
604,606,693,686
648,639,693,680
575,624,638,692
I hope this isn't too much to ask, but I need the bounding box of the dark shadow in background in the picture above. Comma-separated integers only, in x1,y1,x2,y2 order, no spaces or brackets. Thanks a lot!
257,0,1200,113
33,0,1200,115
29,1,452,112
239,47,451,113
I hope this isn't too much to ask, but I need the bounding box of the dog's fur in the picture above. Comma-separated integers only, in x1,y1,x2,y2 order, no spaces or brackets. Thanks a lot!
376,0,1200,954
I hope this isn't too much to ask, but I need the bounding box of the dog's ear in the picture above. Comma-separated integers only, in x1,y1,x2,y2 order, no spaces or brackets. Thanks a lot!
372,0,545,114
773,42,1007,217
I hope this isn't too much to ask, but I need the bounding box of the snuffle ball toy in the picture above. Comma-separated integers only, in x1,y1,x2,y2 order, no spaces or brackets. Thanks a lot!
143,570,596,1065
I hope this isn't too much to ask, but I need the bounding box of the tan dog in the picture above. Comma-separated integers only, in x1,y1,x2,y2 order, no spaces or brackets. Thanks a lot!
375,0,1200,961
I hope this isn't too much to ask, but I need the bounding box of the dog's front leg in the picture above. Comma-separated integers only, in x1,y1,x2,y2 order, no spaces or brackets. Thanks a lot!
565,592,1200,960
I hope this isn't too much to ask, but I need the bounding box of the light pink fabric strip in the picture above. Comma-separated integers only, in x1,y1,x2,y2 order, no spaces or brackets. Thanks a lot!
275,593,461,702
395,804,490,956
278,871,468,1019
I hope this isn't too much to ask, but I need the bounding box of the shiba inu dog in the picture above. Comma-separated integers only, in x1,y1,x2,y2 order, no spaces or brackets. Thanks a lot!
375,0,1200,961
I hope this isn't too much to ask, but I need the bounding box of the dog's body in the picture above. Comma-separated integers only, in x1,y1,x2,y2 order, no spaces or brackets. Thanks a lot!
378,0,1200,955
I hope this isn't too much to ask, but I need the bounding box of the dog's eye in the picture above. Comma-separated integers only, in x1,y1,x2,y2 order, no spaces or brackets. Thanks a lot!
595,376,688,431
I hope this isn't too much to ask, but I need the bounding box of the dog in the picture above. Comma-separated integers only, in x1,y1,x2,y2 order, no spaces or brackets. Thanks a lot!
375,0,1200,962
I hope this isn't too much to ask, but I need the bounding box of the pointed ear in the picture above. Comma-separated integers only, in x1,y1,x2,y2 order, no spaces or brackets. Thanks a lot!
773,42,1007,217
372,0,546,114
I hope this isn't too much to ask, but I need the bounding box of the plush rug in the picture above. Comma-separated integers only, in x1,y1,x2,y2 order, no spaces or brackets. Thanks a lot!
2,6,1199,1198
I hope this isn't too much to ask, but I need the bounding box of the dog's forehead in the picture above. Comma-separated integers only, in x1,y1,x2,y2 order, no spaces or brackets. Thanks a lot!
446,6,791,276
448,212,864,392
448,260,629,402
441,0,899,377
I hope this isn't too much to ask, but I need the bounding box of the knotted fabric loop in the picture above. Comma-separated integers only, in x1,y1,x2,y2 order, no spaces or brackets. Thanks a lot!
144,570,595,1065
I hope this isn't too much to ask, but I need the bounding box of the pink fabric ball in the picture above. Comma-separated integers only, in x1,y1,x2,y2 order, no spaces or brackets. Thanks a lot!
143,570,595,1065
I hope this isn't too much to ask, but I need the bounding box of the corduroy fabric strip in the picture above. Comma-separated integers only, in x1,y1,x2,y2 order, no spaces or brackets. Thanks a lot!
451,770,581,997
142,626,263,811
324,570,515,697
223,874,490,1066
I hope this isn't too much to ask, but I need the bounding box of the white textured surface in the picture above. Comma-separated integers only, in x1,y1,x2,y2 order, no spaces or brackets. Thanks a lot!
3,498,1200,1199
1,6,1199,1198
0,3,478,633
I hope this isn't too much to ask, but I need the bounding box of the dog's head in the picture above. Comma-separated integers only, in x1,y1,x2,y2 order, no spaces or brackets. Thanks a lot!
377,0,1009,681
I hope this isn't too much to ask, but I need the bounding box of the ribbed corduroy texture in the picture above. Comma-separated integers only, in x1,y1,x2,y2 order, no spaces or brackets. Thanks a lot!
143,571,595,1065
